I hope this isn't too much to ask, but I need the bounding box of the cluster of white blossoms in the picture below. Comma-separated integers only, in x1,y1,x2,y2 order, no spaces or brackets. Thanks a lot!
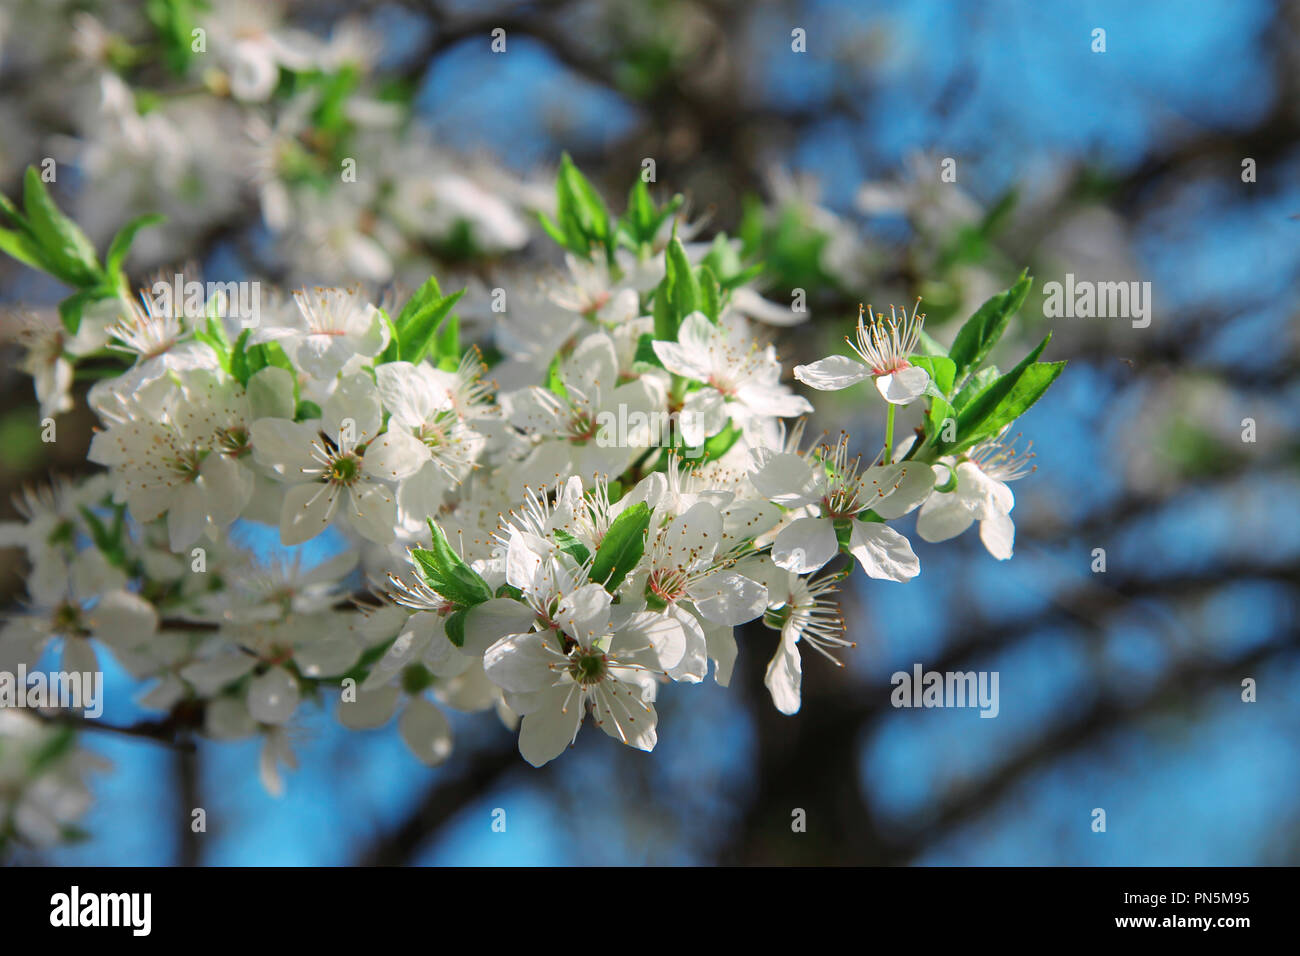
0,158,1062,852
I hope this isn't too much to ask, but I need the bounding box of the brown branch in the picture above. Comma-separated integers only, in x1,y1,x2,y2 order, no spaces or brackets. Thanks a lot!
354,737,522,866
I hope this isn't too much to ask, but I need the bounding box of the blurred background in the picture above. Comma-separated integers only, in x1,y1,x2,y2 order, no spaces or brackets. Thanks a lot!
1,0,1297,865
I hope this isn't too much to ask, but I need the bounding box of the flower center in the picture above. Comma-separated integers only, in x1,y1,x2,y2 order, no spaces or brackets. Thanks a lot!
329,453,361,485
570,651,607,685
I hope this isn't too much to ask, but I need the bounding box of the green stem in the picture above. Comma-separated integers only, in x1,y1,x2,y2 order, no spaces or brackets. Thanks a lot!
883,403,896,464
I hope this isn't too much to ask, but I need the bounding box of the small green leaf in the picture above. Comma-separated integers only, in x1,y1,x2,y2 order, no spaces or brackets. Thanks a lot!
952,365,999,411
0,225,52,273
590,502,650,592
652,274,676,341
22,168,101,286
401,289,463,365
698,264,721,322
909,355,955,398
444,608,469,648
553,528,592,564
939,334,1061,454
57,289,102,335
633,332,665,369
666,235,698,319
413,518,493,607
105,213,164,280
948,271,1032,387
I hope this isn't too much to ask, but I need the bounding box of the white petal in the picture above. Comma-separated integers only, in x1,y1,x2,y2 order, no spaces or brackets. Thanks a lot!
665,604,708,683
689,570,768,625
847,522,920,581
279,482,338,546
294,634,361,678
400,696,454,766
750,452,821,508
60,636,99,678
916,490,975,543
324,373,382,443
483,630,556,694
678,388,727,447
617,610,686,671
979,510,1016,560
246,366,297,421
463,598,538,657
870,459,937,519
771,515,837,574
556,583,613,642
361,622,433,691
517,687,584,767
794,355,870,391
201,451,254,527
591,682,657,751
247,666,300,724
345,481,397,544
704,621,738,686
338,686,401,729
376,362,440,429
874,364,930,405
659,501,723,568
181,653,258,694
250,418,319,477
89,590,158,648
764,629,803,714
364,428,428,481
955,461,1015,519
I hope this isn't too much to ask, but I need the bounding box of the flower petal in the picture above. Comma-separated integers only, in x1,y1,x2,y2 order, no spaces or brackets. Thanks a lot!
772,515,837,574
847,522,920,581
794,355,871,391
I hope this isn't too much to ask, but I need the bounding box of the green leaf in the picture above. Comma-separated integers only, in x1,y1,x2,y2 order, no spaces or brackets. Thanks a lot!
698,264,721,322
57,289,102,335
909,355,955,398
717,262,764,292
916,327,949,357
939,334,1061,454
590,502,650,593
545,351,569,397
105,213,164,280
951,365,998,411
633,332,665,370
948,271,1032,387
444,608,469,648
434,311,460,371
693,420,740,463
559,153,611,251
22,168,101,286
401,289,463,365
962,360,1066,447
228,329,255,385
0,225,53,273
537,210,570,249
623,178,656,244
413,518,493,607
28,725,77,776
652,274,676,341
395,275,443,328
666,235,698,319
553,528,592,565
